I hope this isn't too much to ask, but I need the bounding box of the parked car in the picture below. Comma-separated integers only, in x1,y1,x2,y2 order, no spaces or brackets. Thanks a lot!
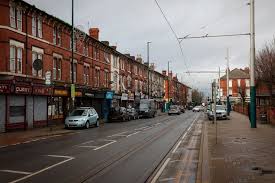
208,105,227,120
193,106,202,112
179,105,185,113
168,105,181,115
65,107,99,129
139,99,157,118
187,105,194,110
127,108,139,120
109,107,131,122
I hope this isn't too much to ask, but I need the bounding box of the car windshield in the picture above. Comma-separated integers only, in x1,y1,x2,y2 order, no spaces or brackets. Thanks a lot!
70,109,87,116
140,104,148,109
216,106,226,110
170,105,178,109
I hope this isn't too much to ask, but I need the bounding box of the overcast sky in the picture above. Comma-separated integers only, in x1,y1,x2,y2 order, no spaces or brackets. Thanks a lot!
25,0,275,96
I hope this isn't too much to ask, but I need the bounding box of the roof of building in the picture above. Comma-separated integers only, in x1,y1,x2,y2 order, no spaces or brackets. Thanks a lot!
220,68,250,80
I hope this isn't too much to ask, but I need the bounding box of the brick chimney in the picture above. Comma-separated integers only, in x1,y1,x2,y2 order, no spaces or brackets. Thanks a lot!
89,28,99,40
162,70,167,76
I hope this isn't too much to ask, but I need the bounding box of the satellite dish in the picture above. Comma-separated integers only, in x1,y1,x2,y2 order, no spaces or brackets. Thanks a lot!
33,59,43,71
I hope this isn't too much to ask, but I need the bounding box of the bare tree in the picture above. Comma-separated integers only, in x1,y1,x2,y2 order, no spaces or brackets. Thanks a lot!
255,38,275,107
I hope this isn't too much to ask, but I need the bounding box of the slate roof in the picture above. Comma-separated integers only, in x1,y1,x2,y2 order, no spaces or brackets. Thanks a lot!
220,68,250,80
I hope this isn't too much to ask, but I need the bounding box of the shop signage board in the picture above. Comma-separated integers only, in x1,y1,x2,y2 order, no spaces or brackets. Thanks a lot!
33,86,53,95
14,85,32,94
0,84,10,93
121,93,128,100
54,89,68,96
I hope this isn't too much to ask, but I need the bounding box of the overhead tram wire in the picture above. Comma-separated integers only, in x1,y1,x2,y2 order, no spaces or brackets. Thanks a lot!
154,0,191,76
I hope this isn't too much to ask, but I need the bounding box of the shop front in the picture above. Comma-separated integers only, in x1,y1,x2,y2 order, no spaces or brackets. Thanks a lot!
48,88,69,125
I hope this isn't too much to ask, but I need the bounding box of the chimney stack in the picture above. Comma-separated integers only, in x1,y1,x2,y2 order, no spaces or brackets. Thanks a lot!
111,46,117,50
162,70,167,76
89,28,99,40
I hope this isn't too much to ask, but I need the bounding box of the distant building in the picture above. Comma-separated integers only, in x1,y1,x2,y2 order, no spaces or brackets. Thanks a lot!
220,68,250,103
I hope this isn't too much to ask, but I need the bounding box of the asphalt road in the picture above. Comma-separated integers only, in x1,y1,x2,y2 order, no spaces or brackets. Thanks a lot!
0,111,200,183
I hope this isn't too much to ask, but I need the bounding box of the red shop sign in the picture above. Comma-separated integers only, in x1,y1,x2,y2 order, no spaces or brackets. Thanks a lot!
33,86,53,96
0,84,10,93
15,85,32,94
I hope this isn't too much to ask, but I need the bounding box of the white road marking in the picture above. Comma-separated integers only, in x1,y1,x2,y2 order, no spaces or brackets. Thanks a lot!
150,158,171,183
9,155,74,183
126,131,140,137
159,177,176,182
93,140,116,150
0,169,32,175
172,140,182,153
107,131,129,137
134,126,149,131
142,126,153,131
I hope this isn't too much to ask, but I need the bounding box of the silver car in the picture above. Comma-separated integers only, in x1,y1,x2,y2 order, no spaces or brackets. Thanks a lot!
65,107,99,129
168,105,181,115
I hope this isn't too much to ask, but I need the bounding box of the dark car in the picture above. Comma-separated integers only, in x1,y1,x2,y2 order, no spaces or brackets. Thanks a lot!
109,107,131,122
179,105,185,113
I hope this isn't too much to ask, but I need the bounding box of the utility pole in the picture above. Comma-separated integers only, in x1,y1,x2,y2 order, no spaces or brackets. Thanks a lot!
226,48,230,116
167,61,170,103
147,41,151,99
250,0,257,128
213,79,217,144
71,0,75,111
218,67,221,101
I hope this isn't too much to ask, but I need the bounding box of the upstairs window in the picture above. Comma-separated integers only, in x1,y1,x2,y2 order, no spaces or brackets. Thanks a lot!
9,45,22,74
104,70,109,87
70,61,77,83
53,57,62,80
32,51,43,77
245,79,250,87
94,67,100,87
229,79,232,87
70,38,77,52
10,6,22,31
104,52,110,63
83,65,89,84
53,27,62,46
32,15,43,38
83,44,88,56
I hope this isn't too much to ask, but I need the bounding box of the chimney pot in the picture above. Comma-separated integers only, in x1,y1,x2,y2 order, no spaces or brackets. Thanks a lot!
89,28,99,40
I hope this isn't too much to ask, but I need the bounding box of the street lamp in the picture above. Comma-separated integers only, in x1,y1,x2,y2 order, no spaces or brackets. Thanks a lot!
147,41,151,98
250,0,256,128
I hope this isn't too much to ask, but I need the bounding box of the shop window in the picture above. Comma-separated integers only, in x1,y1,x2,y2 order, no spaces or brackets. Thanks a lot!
10,106,25,117
48,97,63,119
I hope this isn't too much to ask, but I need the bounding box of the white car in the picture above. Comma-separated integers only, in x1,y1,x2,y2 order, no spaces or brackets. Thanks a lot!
208,105,227,120
65,107,99,129
192,106,202,112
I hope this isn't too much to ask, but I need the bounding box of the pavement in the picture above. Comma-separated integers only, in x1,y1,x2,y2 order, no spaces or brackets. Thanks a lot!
0,111,198,183
198,111,275,183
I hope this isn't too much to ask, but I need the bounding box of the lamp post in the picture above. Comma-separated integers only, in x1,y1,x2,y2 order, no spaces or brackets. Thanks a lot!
250,0,256,128
71,0,75,110
147,41,151,99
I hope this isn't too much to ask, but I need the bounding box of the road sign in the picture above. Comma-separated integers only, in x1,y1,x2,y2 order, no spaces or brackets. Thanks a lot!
45,71,51,85
33,59,43,71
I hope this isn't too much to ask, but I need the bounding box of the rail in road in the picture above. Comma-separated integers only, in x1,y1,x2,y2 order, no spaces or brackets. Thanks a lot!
0,111,202,183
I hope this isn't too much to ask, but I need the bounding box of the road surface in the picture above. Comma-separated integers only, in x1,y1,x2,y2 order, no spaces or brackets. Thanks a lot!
0,111,201,183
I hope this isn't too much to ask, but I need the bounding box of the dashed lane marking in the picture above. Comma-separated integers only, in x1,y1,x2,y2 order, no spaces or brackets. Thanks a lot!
0,170,32,175
93,140,116,150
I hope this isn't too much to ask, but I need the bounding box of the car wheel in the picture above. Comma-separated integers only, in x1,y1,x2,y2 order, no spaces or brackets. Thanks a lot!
168,113,171,116
85,121,90,129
